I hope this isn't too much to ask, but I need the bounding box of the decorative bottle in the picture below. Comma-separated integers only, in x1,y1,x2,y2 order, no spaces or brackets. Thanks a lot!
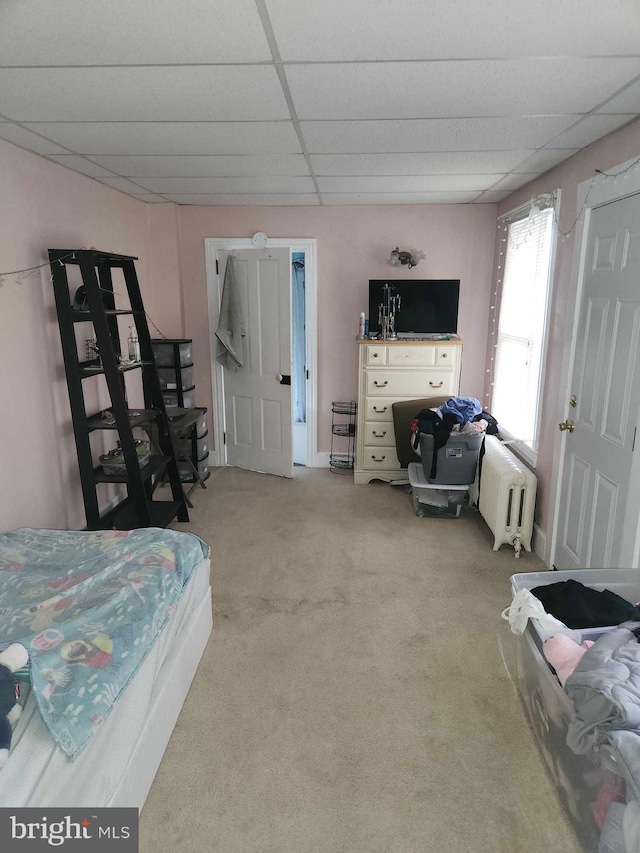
128,326,141,362
359,312,366,338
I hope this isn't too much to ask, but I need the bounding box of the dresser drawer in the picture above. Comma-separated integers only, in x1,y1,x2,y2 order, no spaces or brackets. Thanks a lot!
365,345,386,365
364,398,395,421
363,445,400,470
364,421,395,446
435,346,458,365
365,370,456,396
387,346,436,366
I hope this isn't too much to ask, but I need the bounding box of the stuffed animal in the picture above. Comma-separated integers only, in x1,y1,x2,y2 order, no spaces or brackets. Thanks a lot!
0,643,29,768
543,634,594,686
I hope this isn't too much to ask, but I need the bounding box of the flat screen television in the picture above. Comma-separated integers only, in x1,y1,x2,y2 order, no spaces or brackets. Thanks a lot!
368,279,460,336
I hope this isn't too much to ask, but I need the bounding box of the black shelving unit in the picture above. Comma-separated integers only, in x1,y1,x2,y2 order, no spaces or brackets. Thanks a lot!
330,401,357,473
49,248,189,530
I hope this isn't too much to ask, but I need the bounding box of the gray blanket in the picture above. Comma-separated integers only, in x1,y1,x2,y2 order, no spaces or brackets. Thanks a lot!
216,256,245,372
565,622,640,754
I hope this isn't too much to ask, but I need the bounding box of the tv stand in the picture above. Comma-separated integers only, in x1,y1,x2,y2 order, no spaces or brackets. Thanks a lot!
354,338,463,484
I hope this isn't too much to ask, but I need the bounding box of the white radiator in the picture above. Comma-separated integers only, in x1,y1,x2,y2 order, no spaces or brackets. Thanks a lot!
478,436,537,557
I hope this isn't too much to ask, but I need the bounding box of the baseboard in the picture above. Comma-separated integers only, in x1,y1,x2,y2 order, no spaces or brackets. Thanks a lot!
208,448,223,468
532,523,548,565
313,451,331,468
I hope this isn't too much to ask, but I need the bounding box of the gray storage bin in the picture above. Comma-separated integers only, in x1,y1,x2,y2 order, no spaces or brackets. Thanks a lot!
420,432,483,484
177,434,208,461
408,462,468,518
158,365,194,391
162,388,196,408
178,458,209,483
195,413,207,438
152,340,192,367
516,627,614,852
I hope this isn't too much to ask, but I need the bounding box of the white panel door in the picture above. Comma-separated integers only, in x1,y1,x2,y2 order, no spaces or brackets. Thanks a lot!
219,248,293,478
555,192,640,568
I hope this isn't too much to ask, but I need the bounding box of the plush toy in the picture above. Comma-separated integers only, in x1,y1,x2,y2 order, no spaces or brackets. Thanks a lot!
543,634,594,686
0,643,29,768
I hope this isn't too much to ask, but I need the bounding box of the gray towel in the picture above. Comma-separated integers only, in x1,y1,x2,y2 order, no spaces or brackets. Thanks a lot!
216,257,245,372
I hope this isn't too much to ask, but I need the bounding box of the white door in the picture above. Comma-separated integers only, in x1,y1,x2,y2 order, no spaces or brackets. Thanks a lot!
555,192,640,569
219,248,293,478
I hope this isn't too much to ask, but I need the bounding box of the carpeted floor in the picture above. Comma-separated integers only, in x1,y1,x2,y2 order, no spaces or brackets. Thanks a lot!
140,466,580,853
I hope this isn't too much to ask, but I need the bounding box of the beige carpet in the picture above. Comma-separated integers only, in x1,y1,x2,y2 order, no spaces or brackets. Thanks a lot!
141,467,580,853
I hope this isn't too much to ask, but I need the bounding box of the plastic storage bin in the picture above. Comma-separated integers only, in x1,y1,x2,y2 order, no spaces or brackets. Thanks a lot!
419,432,483,484
195,412,207,438
162,388,196,409
158,365,194,391
152,339,192,367
178,434,208,461
516,626,613,853
511,569,640,645
178,458,209,483
408,462,468,517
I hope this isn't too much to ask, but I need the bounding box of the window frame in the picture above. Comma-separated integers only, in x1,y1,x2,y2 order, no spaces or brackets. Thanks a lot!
491,191,560,468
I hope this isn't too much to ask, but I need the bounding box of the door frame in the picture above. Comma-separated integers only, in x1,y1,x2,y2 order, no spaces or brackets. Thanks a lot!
204,237,319,468
548,156,640,568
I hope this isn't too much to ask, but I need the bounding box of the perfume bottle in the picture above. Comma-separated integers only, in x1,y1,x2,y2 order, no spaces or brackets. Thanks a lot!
128,326,141,362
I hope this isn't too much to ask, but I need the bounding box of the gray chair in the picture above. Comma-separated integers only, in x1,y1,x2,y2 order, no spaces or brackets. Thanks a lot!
392,396,448,468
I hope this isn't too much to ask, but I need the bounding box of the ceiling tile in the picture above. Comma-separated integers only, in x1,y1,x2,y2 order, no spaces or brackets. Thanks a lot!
546,115,636,149
596,79,640,114
159,194,320,206
133,176,316,194
23,123,302,156
310,151,537,176
96,177,152,194
0,67,290,122
0,123,69,155
287,59,640,120
511,149,579,173
317,175,499,193
47,155,117,177
484,173,540,192
301,117,577,154
0,0,271,65
473,191,511,203
266,0,640,60
321,192,479,205
85,154,310,178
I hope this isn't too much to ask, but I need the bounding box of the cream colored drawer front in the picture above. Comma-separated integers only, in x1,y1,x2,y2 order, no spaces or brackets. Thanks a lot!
435,346,458,365
364,422,395,446
365,345,386,365
364,398,395,421
366,371,455,396
387,346,436,366
363,445,400,470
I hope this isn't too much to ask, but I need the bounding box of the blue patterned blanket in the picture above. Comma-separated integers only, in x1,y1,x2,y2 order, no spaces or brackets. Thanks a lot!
0,528,209,760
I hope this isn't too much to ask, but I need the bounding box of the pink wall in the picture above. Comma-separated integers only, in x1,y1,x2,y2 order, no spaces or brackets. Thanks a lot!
0,140,181,530
488,117,640,541
177,203,497,454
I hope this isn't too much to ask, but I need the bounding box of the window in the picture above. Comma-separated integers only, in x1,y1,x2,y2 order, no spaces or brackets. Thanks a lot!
491,200,556,463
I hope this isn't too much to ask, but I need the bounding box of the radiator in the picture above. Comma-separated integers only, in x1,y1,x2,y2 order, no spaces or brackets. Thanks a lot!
478,436,537,558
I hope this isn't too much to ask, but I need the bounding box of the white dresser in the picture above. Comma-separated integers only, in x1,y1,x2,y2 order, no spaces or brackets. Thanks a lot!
354,339,463,484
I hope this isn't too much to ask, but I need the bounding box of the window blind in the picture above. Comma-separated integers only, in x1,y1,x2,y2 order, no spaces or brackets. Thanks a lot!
492,206,554,445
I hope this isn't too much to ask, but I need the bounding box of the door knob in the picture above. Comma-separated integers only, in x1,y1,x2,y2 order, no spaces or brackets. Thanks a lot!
276,374,291,385
558,420,575,432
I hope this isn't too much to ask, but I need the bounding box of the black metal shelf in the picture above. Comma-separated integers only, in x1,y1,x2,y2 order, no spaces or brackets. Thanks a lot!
330,400,357,473
86,408,162,432
49,248,189,530
94,455,170,483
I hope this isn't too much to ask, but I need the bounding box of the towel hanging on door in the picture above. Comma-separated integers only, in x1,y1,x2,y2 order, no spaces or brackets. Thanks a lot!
216,256,245,372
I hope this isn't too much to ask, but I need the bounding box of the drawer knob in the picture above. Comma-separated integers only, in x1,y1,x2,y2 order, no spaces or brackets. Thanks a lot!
442,353,447,358
430,381,443,388
373,380,388,387
372,430,387,438
371,455,386,462
373,352,379,358
373,406,387,413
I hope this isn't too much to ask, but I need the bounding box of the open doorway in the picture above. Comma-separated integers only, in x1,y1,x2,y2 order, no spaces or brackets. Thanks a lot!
205,237,318,474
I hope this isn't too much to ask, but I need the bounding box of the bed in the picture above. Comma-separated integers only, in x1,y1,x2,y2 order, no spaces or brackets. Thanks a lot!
0,527,212,808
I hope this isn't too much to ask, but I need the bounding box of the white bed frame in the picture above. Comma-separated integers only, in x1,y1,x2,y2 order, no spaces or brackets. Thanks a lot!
110,585,213,808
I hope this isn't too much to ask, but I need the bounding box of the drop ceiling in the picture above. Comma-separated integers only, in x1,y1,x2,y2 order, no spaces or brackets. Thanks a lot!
1,0,638,206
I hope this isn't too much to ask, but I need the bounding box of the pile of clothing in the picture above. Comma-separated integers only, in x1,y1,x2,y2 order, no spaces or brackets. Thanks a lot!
503,580,640,852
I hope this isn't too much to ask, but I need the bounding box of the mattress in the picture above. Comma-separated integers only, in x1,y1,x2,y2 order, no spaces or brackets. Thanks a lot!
0,556,211,807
